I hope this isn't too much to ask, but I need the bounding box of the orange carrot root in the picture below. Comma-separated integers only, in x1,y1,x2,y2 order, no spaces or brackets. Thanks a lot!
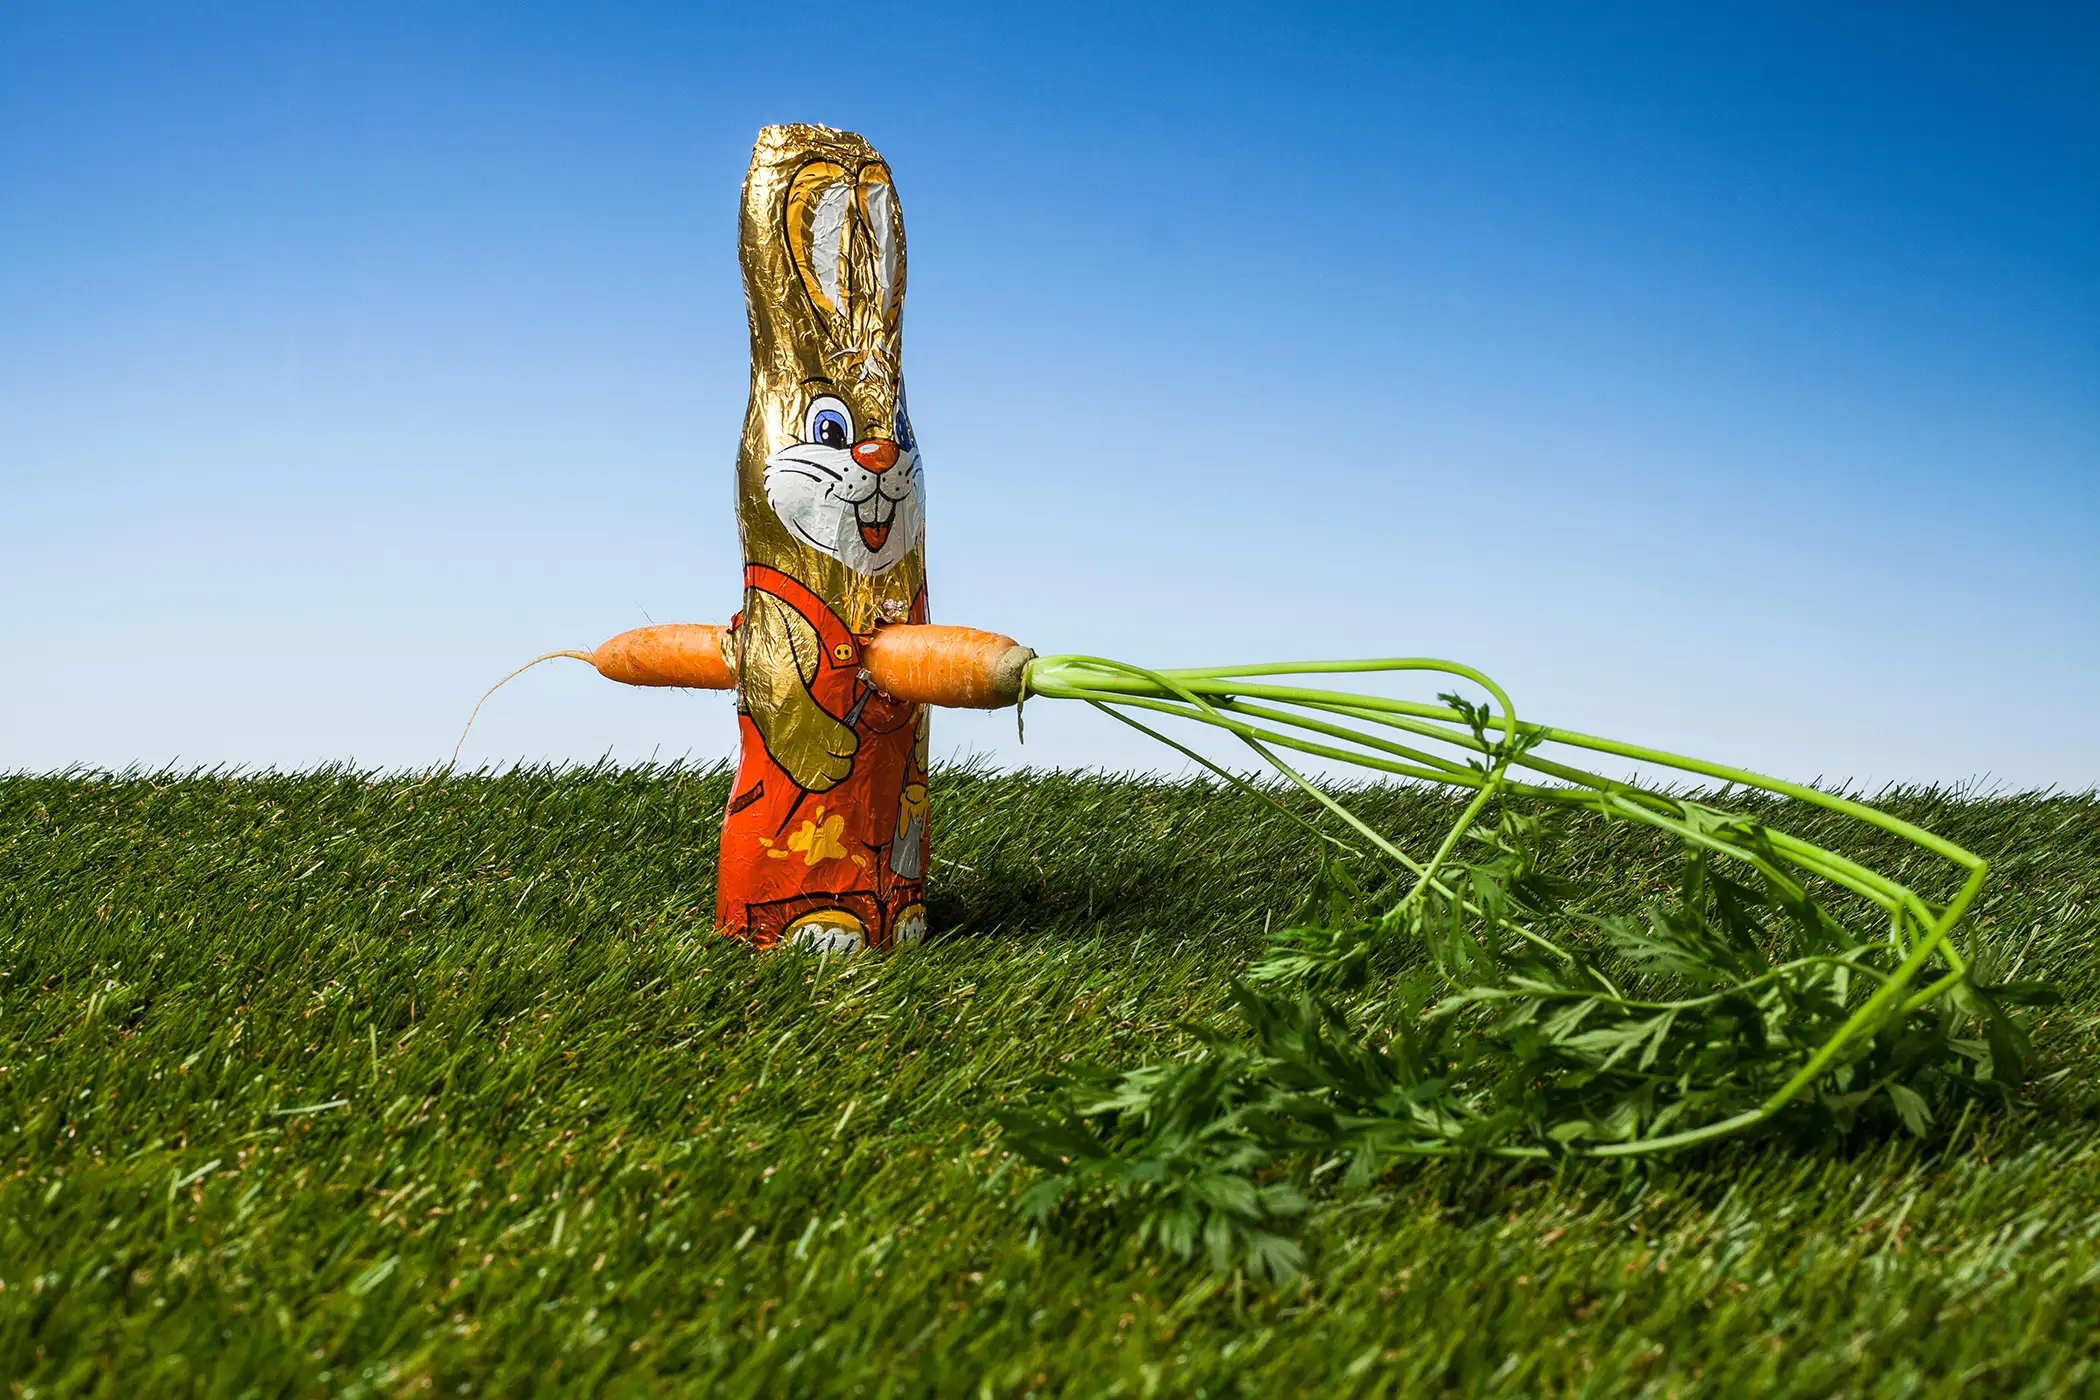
863,625,1035,709
577,620,1030,708
451,621,1032,771
587,624,737,689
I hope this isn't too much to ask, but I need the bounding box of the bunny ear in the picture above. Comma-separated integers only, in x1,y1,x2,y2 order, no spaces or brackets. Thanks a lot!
785,160,854,321
784,157,906,343
858,163,902,323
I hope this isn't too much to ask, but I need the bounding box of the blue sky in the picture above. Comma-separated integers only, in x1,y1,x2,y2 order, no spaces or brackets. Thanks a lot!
2,2,2094,788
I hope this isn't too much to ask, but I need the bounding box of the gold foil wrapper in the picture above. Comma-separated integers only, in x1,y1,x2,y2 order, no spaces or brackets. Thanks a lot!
716,125,931,951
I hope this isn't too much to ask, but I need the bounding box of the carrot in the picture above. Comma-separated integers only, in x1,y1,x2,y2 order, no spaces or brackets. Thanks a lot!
864,624,1034,709
584,624,736,689
561,621,1031,707
453,621,1034,769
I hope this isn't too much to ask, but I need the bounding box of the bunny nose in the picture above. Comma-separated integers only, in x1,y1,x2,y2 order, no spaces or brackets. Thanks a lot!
852,438,900,473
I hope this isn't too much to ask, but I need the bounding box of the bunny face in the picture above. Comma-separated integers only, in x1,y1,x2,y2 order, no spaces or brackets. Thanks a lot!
735,130,927,588
762,383,925,577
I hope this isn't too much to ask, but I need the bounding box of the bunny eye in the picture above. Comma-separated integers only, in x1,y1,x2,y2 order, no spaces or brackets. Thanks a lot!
894,389,916,454
806,397,853,449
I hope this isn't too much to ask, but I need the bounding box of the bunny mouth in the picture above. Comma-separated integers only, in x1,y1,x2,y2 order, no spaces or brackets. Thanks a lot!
855,499,894,553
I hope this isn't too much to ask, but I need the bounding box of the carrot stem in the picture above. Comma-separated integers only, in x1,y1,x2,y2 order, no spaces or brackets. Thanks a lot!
1021,650,1992,1156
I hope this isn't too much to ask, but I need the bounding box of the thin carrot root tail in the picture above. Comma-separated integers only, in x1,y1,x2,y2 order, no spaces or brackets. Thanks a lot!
448,650,602,772
449,626,739,772
864,625,1035,709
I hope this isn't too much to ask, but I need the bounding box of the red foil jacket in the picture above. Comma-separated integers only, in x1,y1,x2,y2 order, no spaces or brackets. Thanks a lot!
718,567,930,951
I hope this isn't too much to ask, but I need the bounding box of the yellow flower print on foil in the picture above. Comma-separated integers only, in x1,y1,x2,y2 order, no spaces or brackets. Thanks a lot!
783,807,850,867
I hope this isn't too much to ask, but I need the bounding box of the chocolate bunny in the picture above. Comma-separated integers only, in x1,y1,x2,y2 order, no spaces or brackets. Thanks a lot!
717,125,931,951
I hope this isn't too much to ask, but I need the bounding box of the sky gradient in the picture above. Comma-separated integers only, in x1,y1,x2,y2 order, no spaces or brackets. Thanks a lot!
3,2,2095,789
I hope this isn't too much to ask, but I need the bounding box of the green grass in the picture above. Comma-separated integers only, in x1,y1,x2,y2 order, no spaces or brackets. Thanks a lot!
3,766,2097,1397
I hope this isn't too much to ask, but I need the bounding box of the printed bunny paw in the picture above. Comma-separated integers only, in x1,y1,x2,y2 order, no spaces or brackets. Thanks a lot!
778,710,858,793
740,591,862,792
891,903,928,949
783,909,867,955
